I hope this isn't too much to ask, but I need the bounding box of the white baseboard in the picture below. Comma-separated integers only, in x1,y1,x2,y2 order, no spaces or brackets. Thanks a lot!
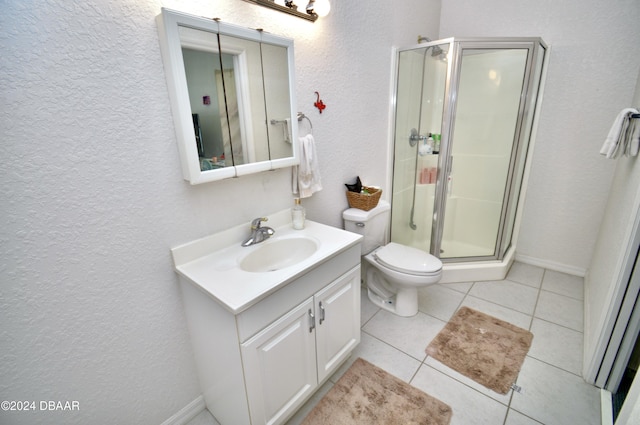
514,253,587,277
161,395,206,425
601,389,613,425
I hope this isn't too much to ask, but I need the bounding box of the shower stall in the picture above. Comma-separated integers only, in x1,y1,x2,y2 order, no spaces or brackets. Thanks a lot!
389,37,547,282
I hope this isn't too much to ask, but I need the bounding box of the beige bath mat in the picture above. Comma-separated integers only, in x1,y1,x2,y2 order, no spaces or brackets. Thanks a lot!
426,306,533,394
302,357,452,425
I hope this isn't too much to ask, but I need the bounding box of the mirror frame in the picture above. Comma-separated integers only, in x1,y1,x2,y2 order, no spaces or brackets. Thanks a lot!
157,8,299,184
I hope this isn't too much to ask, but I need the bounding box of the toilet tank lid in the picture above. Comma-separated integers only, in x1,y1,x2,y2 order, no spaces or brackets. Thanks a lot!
343,200,390,221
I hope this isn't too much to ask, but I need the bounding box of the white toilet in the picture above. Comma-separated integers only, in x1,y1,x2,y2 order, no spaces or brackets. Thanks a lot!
343,200,443,317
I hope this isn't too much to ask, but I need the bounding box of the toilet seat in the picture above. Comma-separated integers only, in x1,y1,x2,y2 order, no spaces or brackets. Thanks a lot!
374,242,442,276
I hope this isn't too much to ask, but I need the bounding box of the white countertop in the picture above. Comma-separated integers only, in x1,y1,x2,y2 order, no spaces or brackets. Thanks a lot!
171,210,362,314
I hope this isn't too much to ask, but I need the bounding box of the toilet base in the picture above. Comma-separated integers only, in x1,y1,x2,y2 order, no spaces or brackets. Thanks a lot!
367,287,418,317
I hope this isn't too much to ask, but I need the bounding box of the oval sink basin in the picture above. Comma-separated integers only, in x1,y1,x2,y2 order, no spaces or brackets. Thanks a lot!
239,237,319,273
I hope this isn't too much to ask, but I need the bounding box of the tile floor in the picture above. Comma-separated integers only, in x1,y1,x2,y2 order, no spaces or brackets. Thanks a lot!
189,262,602,425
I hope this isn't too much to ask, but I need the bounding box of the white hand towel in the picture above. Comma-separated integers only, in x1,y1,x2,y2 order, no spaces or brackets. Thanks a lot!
601,108,638,159
627,117,640,157
292,134,322,198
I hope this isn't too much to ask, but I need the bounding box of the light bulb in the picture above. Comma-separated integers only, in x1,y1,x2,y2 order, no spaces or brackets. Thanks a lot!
313,0,331,17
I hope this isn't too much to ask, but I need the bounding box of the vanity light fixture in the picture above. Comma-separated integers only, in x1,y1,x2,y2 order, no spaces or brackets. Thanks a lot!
243,0,330,22
305,0,331,17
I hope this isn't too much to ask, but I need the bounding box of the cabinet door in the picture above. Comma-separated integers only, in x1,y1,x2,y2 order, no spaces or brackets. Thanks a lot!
314,266,361,383
241,297,317,425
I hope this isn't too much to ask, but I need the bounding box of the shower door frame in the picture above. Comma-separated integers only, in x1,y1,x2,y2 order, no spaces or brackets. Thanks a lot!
390,37,548,263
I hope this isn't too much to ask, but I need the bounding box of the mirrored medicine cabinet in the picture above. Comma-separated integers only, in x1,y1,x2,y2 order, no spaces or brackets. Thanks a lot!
157,8,299,184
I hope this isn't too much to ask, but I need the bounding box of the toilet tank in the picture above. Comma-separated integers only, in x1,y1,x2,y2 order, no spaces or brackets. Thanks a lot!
343,200,391,255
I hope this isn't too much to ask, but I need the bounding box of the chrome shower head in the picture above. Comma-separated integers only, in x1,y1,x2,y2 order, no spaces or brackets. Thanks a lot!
417,35,445,58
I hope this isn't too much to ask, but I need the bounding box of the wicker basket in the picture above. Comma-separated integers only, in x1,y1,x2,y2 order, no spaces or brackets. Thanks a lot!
346,186,382,211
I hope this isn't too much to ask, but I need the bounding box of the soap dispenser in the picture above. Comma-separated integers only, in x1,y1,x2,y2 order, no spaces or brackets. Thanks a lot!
292,198,306,230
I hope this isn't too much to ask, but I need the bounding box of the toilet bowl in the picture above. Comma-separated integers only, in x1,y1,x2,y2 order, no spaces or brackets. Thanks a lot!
343,200,442,317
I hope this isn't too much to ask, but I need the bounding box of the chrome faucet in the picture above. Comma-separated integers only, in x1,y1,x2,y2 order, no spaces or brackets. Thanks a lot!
241,217,275,247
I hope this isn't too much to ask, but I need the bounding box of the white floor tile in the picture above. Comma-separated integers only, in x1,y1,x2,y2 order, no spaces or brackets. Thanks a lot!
535,290,583,332
418,284,465,321
423,355,512,405
362,309,446,360
360,287,380,325
285,380,333,425
188,409,219,425
541,270,584,300
510,357,600,425
333,331,422,383
460,295,533,330
505,409,543,425
411,364,509,425
439,281,474,294
469,280,540,315
507,262,545,288
528,318,583,375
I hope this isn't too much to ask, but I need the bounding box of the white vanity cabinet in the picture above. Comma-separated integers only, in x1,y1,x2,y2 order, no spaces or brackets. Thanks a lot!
174,225,362,425
240,267,360,425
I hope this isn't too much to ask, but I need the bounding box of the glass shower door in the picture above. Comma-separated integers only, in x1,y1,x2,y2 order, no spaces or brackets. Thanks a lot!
438,47,530,259
390,43,450,253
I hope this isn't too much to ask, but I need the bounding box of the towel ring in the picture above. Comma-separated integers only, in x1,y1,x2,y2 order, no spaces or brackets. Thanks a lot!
297,112,313,134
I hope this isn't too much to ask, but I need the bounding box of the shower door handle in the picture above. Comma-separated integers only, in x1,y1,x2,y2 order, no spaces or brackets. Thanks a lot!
409,128,428,146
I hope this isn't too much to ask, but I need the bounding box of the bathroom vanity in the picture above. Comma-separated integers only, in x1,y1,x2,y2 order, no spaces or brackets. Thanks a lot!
171,210,362,425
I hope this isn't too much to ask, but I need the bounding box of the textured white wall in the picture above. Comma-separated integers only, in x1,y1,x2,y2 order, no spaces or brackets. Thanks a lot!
440,0,640,273
0,0,439,424
583,68,640,382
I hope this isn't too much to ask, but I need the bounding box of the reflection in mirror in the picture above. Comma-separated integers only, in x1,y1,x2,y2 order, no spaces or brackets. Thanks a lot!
182,48,227,170
261,42,294,162
156,8,299,184
218,33,269,167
